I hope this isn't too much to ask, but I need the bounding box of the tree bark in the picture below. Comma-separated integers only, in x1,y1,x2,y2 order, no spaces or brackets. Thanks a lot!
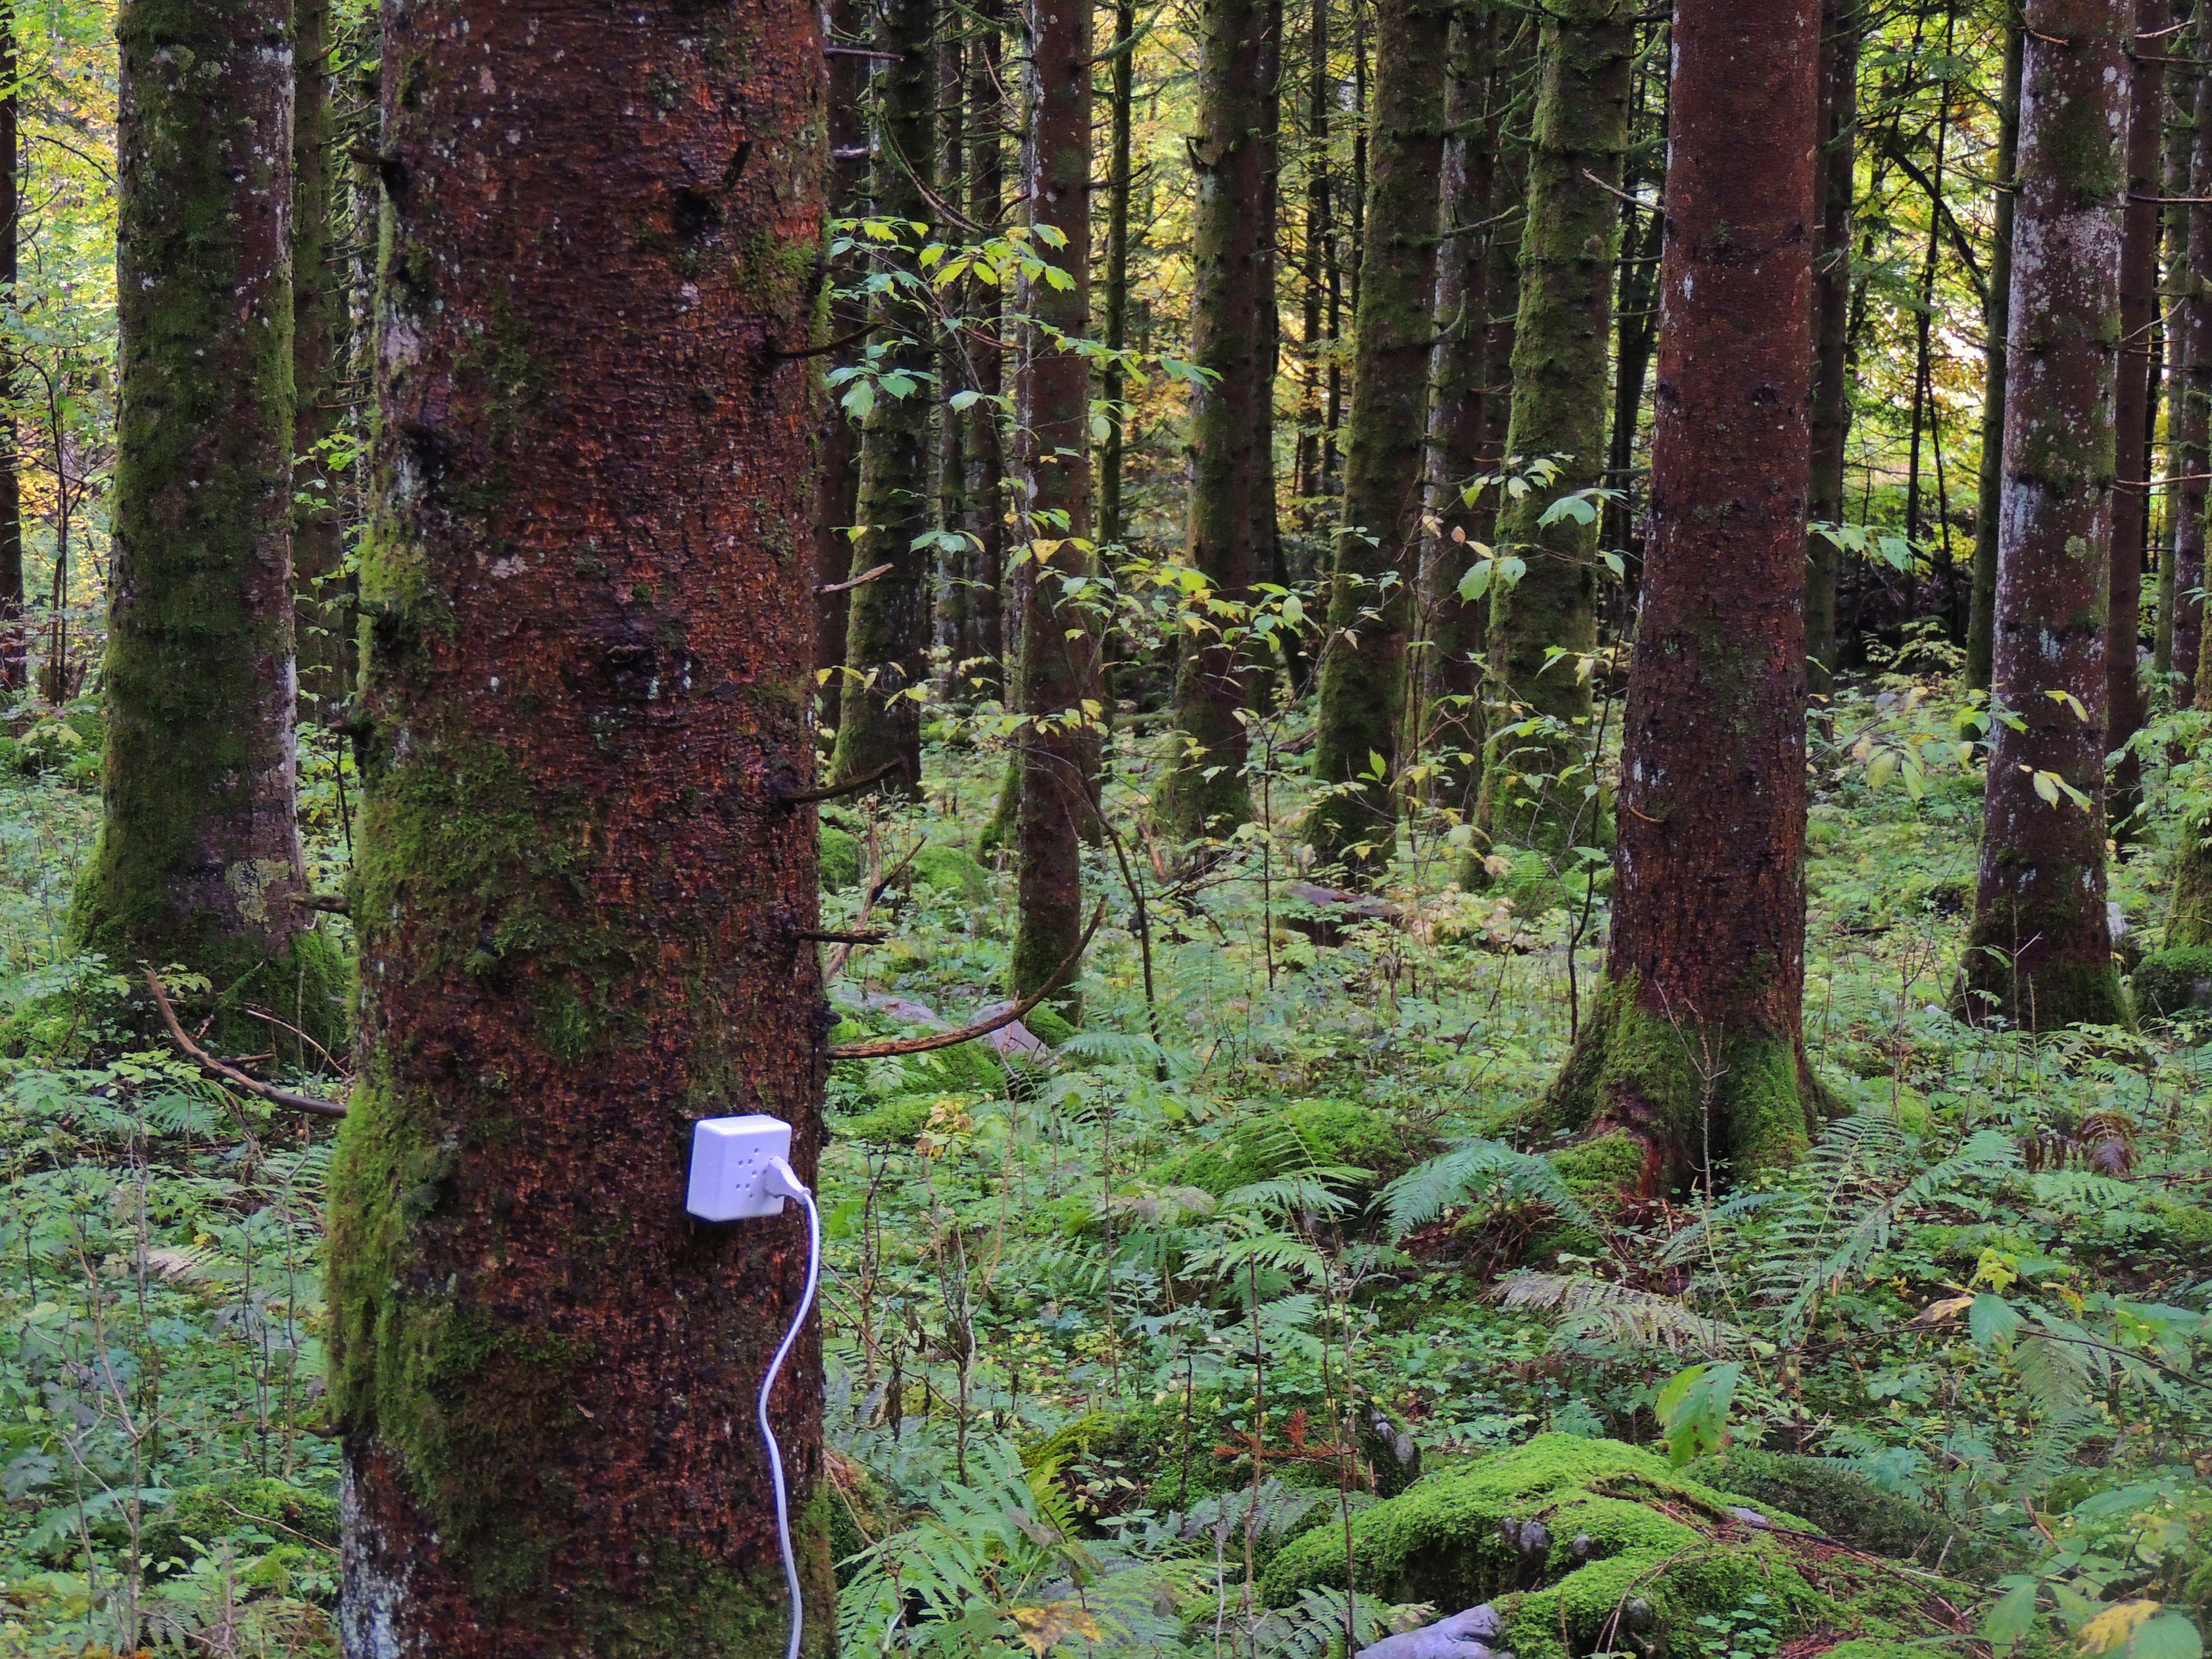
293,0,349,712
1966,18,2024,696
1306,0,1451,875
831,0,937,791
2154,10,2198,684
1806,0,1859,700
1099,0,1136,549
78,0,341,1040
2108,0,2169,831
1472,0,1635,862
936,28,969,674
813,0,869,737
1960,0,2130,1032
964,11,1007,693
1009,0,1098,1006
0,1,20,691
323,0,831,1644
1536,0,1825,1188
1159,0,1282,844
2173,55,2212,694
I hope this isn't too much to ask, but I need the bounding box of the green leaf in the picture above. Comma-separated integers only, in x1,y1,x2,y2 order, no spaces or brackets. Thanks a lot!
1984,1579,2039,1649
1970,1293,2024,1350
2132,1615,2204,1659
1655,1361,1742,1467
1537,493,1598,528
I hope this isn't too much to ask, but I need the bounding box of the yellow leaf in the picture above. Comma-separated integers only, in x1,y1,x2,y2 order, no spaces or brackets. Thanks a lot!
2080,1600,2163,1657
1910,1294,1974,1327
1008,1602,1106,1657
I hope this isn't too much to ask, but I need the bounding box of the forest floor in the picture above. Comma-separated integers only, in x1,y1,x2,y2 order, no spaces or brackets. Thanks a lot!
0,660,2207,1659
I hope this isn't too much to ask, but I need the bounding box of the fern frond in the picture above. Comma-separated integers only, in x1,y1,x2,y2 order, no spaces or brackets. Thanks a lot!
1251,1586,1435,1659
1498,1271,1748,1356
1377,1137,1597,1238
2017,1330,2092,1416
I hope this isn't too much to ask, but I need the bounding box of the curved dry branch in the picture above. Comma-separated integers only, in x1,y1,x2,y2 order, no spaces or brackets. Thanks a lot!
827,900,1106,1058
146,971,349,1119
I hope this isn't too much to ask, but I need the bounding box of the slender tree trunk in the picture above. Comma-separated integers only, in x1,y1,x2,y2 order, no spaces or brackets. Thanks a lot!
1297,0,1331,515
2155,9,2198,683
1472,0,1635,863
1601,49,1662,607
2175,60,2212,693
0,1,21,691
2109,0,2168,830
815,0,871,734
1099,0,1135,548
1306,0,1451,875
79,0,340,1038
1966,18,2024,695
1159,0,1282,843
1537,0,1824,1187
1474,64,1526,553
1420,2,1500,818
1806,0,1858,700
965,11,1007,694
325,0,831,1643
1009,0,1098,1005
1960,0,2129,1032
936,29,970,676
832,0,937,790
293,0,348,712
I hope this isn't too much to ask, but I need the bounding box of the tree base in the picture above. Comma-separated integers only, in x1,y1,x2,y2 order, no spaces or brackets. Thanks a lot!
1527,976,1826,1193
2169,809,2212,951
1952,947,2129,1032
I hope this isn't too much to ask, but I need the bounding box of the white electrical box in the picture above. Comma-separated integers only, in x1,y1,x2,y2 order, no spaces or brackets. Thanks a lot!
686,1114,794,1221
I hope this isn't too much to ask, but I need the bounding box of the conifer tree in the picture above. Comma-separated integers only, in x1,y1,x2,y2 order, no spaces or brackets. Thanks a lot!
1806,0,1860,698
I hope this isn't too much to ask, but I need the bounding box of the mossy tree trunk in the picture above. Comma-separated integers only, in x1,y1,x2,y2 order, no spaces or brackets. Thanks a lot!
1960,0,2130,1032
964,8,1007,694
324,0,830,1646
1157,0,1282,846
831,0,936,792
2171,58,2212,695
812,0,870,736
293,0,349,714
1805,0,1859,702
1419,2,1499,821
2108,0,2168,830
1305,0,1450,876
78,0,342,1040
1537,0,1825,1189
1966,18,2023,697
1009,0,1098,1007
1472,0,1634,863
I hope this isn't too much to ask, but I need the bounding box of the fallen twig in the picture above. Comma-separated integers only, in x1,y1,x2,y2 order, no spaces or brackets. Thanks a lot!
146,971,348,1119
828,901,1105,1058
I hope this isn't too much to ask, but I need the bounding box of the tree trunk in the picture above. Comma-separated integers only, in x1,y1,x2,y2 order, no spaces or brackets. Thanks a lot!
293,0,349,713
79,0,341,1039
1159,0,1282,844
1009,0,1098,1006
814,0,871,735
324,0,831,1644
1296,0,1331,516
2154,10,2199,684
2109,0,2168,831
1099,0,1135,549
1960,0,2130,1032
1536,0,1825,1188
1472,0,1635,863
2173,60,2212,694
831,0,936,791
0,2,20,691
1966,18,2024,696
1306,0,1451,875
965,11,1007,694
936,29,969,676
1806,1,1859,700
1419,2,1500,818
1601,53,1663,613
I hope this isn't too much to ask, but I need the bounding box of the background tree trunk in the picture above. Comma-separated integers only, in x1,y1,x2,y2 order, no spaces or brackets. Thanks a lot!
293,0,349,713
2155,11,2196,682
1966,18,2024,697
324,0,831,1642
1473,0,1634,863
1536,0,1825,1188
78,0,341,1041
1009,0,1098,1006
1960,0,2129,1031
813,0,870,737
964,10,1007,694
2173,61,2212,694
1306,0,1450,876
832,0,937,792
1099,0,1136,549
1158,0,1281,844
1805,0,1860,701
0,1,20,690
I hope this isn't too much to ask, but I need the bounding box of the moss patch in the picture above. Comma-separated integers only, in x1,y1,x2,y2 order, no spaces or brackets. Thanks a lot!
1164,1099,1443,1201
1682,1448,1994,1572
2133,947,2212,1020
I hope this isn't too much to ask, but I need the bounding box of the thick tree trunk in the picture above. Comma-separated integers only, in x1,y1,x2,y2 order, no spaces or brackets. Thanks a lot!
294,0,349,712
1159,0,1282,844
2174,60,2212,693
1419,2,1500,818
1966,19,2024,696
1009,0,1098,1005
78,0,340,1039
832,0,938,792
814,0,870,735
1960,0,2130,1032
0,3,20,690
1473,0,1635,862
1536,0,1824,1188
964,12,1007,693
323,0,830,1645
1806,0,1859,700
2109,0,2168,831
1306,0,1451,875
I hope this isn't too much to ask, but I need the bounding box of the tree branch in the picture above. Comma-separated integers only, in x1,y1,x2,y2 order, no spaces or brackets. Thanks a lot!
146,971,349,1119
827,900,1105,1058
781,757,907,806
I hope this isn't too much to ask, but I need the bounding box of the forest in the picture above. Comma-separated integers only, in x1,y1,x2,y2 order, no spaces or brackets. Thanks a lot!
0,0,2208,1653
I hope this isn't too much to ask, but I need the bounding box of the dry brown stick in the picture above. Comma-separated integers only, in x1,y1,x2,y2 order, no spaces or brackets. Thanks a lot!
782,757,906,807
146,971,349,1119
824,835,926,981
827,900,1106,1058
814,561,895,596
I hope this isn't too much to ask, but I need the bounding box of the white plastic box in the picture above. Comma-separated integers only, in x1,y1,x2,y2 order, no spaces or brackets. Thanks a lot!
686,1115,794,1221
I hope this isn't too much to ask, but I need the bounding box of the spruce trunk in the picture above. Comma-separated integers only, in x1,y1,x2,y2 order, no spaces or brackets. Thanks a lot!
812,0,869,735
1009,0,1098,1007
324,0,831,1643
1967,20,2024,696
2173,62,2212,694
1306,0,1450,876
80,0,341,1039
1806,0,1859,701
1537,0,1825,1188
831,0,937,792
1960,0,2130,1032
1159,0,1282,844
1473,0,1634,863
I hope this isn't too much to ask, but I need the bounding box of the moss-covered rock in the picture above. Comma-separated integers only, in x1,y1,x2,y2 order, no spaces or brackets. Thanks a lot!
1682,1448,1992,1572
1547,1129,1653,1196
2133,947,2212,1020
139,1477,339,1576
1261,1434,1955,1659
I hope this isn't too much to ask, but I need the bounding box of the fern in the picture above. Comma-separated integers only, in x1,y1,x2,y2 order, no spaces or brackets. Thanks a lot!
1377,1136,1598,1238
1497,1270,1751,1356
1252,1586,1436,1659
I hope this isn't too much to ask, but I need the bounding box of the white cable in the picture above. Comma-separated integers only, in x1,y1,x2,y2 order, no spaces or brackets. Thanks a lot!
759,1156,820,1659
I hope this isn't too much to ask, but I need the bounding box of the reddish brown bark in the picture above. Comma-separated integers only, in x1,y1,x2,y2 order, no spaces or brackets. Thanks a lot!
1009,0,1099,1003
2108,0,2167,827
1961,0,2128,1030
324,0,831,1645
1539,0,1825,1183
